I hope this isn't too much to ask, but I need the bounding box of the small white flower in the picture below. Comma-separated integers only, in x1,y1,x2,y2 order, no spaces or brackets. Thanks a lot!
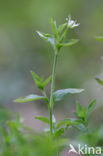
66,15,80,28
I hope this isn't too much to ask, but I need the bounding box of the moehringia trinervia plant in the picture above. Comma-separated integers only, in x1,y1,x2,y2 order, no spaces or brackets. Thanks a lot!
14,16,96,143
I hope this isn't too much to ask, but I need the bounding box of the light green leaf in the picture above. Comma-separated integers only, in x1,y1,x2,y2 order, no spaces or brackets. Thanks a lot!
56,118,77,129
50,18,58,39
59,29,68,42
57,23,67,34
53,88,84,102
35,116,49,124
59,39,79,47
79,108,87,119
95,77,103,85
76,102,82,115
36,31,55,47
31,71,44,90
31,71,51,90
43,76,51,87
96,36,103,42
14,94,45,103
85,99,96,120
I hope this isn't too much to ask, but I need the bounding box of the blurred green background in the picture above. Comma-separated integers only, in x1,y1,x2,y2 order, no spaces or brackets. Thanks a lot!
0,0,103,131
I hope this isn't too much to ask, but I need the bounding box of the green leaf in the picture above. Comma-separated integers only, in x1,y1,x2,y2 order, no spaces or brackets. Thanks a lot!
53,88,84,102
43,76,51,88
59,28,68,42
95,77,103,85
59,39,79,47
54,127,65,138
56,118,77,129
31,71,51,90
85,99,96,120
74,123,87,133
80,108,87,119
96,36,103,42
31,71,44,90
50,18,58,39
76,102,82,115
57,23,67,34
36,31,55,47
14,94,45,103
35,116,49,124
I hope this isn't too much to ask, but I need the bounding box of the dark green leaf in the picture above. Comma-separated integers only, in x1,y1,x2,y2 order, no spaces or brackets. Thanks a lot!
54,127,65,138
96,36,103,42
14,94,45,103
95,77,103,85
53,88,84,102
59,39,79,47
35,116,49,124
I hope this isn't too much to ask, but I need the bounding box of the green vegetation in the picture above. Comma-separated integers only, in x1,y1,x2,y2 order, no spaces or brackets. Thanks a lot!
0,14,103,155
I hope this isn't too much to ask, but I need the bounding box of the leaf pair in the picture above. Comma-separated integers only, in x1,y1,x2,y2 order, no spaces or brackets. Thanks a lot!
54,99,96,136
75,99,96,121
54,118,87,137
14,71,51,104
31,71,51,91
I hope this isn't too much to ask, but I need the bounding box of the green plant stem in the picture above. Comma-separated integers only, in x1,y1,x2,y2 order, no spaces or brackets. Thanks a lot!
42,89,49,106
49,52,58,137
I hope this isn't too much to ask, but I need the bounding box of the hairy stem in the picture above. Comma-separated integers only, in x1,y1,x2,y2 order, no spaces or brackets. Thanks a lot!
49,52,58,137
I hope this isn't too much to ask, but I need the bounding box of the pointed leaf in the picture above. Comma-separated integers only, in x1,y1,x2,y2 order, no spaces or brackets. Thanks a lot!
96,36,103,42
14,94,45,103
56,118,77,129
95,77,103,85
60,29,68,42
53,88,84,102
57,23,67,34
54,127,65,138
59,39,79,47
76,102,82,115
31,71,44,90
36,31,55,47
85,99,96,120
80,108,87,119
35,116,49,124
43,76,51,87
50,18,58,39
